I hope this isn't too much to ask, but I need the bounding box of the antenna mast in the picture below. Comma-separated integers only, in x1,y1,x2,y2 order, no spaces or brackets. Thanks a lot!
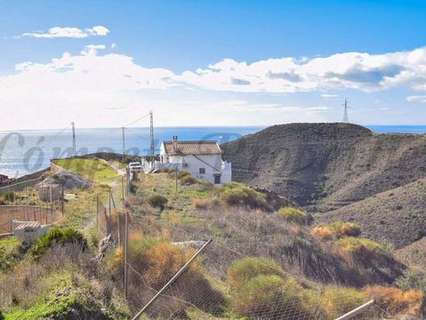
149,111,155,156
71,122,77,155
342,98,349,123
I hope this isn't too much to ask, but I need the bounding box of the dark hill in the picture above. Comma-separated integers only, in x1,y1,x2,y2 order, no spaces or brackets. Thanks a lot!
222,123,426,211
318,178,426,248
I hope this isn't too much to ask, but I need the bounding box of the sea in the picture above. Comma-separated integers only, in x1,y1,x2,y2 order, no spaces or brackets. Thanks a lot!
0,125,425,178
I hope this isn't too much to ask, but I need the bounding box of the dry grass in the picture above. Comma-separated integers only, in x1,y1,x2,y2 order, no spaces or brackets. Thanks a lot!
365,285,424,316
106,233,225,316
192,198,221,210
311,221,361,240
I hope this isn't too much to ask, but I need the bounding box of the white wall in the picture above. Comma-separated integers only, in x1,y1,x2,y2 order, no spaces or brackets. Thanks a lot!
159,144,231,184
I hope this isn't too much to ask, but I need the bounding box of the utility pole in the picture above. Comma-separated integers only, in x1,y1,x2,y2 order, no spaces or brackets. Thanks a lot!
342,98,349,123
71,122,77,155
121,127,126,162
149,111,155,157
124,211,129,299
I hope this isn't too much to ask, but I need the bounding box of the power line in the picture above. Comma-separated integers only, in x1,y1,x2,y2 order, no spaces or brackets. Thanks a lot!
123,112,151,128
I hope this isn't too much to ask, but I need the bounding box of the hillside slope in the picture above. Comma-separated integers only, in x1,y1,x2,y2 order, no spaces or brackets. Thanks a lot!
318,178,426,248
222,123,426,211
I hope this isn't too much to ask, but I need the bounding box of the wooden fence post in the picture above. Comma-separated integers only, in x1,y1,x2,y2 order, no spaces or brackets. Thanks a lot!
96,194,99,234
61,184,65,216
124,211,129,299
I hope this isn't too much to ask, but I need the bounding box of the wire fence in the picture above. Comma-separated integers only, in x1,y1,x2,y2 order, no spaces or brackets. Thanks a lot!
0,205,60,233
114,209,412,320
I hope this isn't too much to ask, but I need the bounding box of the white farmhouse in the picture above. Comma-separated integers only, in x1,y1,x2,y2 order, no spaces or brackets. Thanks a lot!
158,137,232,185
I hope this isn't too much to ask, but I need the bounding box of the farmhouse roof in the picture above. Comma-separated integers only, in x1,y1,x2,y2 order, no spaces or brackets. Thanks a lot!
162,140,222,156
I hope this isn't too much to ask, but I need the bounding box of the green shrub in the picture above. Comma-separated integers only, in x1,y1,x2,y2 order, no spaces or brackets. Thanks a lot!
232,274,306,318
0,191,15,203
277,207,313,225
30,227,87,259
147,194,168,210
336,237,385,253
219,182,269,210
228,257,285,290
312,221,361,239
0,310,4,320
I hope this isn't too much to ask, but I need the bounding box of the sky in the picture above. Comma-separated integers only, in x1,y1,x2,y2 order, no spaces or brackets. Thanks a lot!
1,0,426,130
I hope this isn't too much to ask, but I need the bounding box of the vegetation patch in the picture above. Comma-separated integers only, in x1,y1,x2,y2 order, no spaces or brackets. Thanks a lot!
0,237,21,272
107,234,225,316
147,194,168,210
227,257,372,319
30,227,87,259
180,174,198,185
192,197,220,210
3,271,128,320
276,207,312,225
365,285,424,317
312,221,361,240
336,237,385,253
53,158,118,184
227,257,285,290
218,182,269,210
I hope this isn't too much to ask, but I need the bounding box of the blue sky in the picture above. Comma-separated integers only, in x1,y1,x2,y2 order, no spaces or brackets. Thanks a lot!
1,0,426,129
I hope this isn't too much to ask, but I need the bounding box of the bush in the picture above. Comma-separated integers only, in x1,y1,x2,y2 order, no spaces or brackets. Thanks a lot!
179,171,190,178
317,286,367,319
227,257,285,290
30,227,87,259
180,175,198,185
192,198,220,210
365,286,424,317
107,235,225,314
219,182,269,210
232,275,289,317
312,222,362,239
277,207,313,225
0,191,15,203
336,237,385,253
310,225,334,240
147,194,168,210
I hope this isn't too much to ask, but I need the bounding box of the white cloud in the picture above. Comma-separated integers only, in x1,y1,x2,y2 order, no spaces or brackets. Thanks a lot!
177,47,426,93
81,44,106,56
3,44,426,129
321,94,339,99
406,95,426,103
21,25,110,39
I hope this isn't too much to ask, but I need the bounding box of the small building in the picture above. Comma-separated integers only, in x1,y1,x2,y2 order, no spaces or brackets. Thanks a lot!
0,174,9,184
143,137,231,185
